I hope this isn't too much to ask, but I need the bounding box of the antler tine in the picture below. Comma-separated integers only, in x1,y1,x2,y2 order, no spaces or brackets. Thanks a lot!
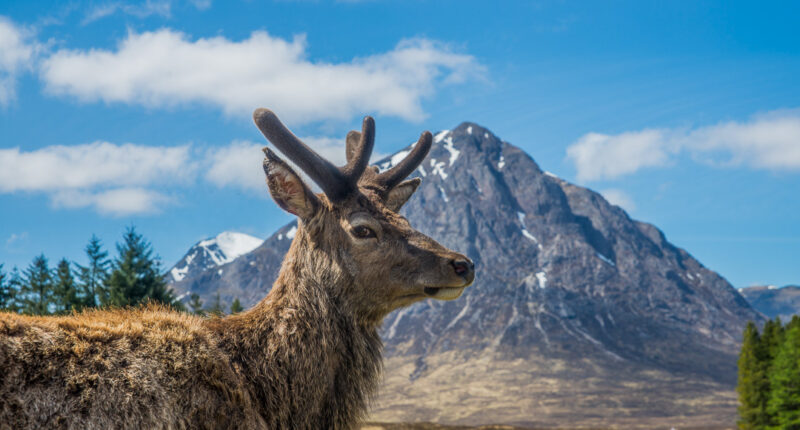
377,131,432,191
341,116,375,182
253,108,352,201
345,130,361,163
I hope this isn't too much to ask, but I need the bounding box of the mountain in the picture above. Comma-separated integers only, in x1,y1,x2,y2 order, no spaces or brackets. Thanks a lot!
739,285,800,321
170,122,763,427
166,231,263,285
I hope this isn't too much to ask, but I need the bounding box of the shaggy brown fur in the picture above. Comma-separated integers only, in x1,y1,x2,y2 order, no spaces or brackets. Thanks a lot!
0,111,473,429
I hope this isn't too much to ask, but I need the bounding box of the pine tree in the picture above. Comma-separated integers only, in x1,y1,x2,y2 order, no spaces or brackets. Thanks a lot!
762,318,785,362
760,318,786,427
76,235,111,308
230,297,243,314
0,264,13,310
20,254,53,315
768,324,800,428
3,267,23,313
738,321,770,429
188,293,205,315
788,315,800,331
206,292,225,316
53,258,80,314
106,227,177,308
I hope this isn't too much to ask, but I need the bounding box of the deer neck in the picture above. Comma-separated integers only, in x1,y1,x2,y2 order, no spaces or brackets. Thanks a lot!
213,232,384,427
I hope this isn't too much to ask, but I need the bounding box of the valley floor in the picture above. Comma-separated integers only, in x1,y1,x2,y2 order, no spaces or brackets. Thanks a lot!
368,352,739,429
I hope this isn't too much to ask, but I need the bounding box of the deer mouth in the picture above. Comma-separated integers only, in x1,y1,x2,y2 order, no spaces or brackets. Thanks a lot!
423,286,466,301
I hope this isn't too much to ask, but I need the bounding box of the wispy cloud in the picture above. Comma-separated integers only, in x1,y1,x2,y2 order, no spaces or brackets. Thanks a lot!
0,142,194,216
567,109,800,181
0,142,194,192
0,16,38,106
6,232,28,247
39,29,484,124
188,0,211,10
50,188,172,216
600,188,636,212
567,129,673,182
82,0,173,24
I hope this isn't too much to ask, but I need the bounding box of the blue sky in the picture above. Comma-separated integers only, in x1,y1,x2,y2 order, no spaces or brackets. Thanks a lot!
1,0,798,287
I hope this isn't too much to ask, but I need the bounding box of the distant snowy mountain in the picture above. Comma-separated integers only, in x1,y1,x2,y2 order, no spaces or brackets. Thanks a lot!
166,232,263,284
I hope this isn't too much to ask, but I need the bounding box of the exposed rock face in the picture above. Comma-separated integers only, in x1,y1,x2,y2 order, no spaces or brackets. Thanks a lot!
739,285,800,321
171,122,763,427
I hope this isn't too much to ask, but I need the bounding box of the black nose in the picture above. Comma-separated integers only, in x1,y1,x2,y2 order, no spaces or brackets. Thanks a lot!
451,259,474,279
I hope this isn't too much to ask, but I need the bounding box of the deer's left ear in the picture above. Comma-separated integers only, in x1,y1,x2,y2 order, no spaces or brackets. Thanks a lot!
263,148,319,219
385,178,421,212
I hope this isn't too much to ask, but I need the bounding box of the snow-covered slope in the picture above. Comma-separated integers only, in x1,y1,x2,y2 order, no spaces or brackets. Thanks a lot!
167,231,262,283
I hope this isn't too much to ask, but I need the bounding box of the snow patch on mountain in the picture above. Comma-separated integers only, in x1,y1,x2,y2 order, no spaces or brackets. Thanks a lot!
168,231,262,282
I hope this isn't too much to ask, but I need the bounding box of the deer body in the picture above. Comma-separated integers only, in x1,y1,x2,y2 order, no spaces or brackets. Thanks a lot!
0,109,474,429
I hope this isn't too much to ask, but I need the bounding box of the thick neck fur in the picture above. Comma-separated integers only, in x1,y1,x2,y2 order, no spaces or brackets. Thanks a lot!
210,224,384,429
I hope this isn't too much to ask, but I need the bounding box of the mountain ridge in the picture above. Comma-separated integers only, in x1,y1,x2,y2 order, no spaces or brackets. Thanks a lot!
738,285,800,321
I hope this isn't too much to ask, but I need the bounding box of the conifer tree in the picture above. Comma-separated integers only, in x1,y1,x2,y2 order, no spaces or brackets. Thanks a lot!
206,292,225,316
76,235,110,308
53,258,80,314
0,264,13,310
759,318,785,427
188,293,205,315
762,318,784,362
788,315,800,331
3,267,23,313
768,324,800,428
738,321,769,429
230,297,243,314
106,227,177,308
21,254,53,315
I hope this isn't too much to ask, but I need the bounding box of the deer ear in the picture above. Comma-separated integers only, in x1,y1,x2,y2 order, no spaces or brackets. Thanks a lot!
263,148,319,219
385,178,421,212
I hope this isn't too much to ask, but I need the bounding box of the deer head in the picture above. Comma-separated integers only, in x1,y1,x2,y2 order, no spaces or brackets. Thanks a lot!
254,108,474,323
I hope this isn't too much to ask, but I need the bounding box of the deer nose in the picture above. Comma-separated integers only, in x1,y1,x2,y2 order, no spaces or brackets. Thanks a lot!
451,258,475,282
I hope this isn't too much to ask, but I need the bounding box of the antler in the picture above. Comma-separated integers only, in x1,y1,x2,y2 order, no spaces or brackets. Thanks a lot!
374,131,432,191
253,108,374,202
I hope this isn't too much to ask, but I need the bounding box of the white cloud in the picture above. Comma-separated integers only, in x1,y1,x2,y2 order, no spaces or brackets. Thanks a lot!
567,109,800,181
681,110,800,170
188,0,211,10
0,141,194,192
206,140,264,191
40,29,484,123
0,16,36,106
82,0,172,24
600,188,636,212
566,129,673,182
6,232,28,247
0,142,194,215
51,188,171,216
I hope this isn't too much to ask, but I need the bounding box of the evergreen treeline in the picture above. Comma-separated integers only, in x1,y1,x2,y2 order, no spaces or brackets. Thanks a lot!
738,316,800,429
0,226,246,317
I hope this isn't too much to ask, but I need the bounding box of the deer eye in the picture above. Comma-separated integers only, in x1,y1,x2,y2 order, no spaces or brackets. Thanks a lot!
351,225,376,239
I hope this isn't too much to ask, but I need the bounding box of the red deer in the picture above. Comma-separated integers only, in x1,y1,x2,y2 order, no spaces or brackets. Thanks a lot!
0,108,474,429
